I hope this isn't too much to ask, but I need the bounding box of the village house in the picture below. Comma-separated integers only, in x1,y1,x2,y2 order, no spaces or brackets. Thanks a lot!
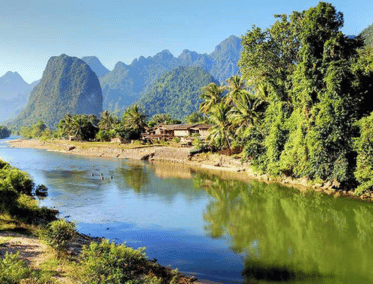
141,124,212,143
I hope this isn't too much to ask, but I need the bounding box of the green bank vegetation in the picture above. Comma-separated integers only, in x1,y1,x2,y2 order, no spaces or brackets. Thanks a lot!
0,159,194,283
0,126,11,139
197,2,373,195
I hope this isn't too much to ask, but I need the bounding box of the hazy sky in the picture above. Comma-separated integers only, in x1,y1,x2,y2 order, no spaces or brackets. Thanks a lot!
0,0,372,83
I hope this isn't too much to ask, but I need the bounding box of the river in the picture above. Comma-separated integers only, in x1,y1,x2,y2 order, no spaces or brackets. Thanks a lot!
2,137,373,283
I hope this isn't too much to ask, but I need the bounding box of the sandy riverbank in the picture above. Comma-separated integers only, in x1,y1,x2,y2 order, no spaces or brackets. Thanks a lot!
8,138,370,200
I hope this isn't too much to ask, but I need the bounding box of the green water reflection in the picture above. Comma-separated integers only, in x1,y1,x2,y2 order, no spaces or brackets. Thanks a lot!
193,172,373,283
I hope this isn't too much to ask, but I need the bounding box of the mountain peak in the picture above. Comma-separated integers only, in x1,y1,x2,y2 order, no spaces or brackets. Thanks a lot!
154,49,174,61
81,56,110,78
12,54,102,128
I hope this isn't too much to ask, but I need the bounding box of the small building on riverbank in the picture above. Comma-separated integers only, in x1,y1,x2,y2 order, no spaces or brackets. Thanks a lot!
141,124,212,142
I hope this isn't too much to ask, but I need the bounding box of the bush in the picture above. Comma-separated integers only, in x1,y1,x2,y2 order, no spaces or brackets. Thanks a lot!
7,168,35,195
40,219,75,255
354,113,373,195
192,134,203,150
0,252,31,283
172,137,180,143
76,239,148,284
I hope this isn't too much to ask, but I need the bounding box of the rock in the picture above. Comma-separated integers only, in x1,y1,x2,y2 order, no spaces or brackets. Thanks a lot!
331,179,341,189
323,181,332,189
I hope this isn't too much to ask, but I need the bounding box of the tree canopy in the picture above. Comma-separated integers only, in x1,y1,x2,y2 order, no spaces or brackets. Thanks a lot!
197,2,373,192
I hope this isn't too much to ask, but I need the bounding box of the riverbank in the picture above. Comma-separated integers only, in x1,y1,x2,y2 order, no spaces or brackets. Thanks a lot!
8,138,370,201
0,157,206,284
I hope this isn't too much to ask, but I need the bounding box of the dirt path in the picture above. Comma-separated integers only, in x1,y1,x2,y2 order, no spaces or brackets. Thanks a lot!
0,232,48,269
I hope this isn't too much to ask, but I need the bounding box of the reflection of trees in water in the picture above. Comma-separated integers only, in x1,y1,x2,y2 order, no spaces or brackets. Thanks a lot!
194,172,373,283
115,162,207,203
44,170,102,192
116,164,150,193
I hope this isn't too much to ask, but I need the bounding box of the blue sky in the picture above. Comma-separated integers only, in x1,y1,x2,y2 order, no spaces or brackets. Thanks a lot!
0,0,372,83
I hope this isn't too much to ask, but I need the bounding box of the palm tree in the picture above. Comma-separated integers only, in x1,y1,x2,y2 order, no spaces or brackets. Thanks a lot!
70,115,87,141
122,104,147,134
58,113,73,137
225,75,249,105
207,102,232,149
99,111,118,131
199,83,225,114
228,92,267,140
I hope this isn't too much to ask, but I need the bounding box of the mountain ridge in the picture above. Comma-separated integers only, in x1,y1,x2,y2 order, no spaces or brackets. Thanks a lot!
99,35,242,112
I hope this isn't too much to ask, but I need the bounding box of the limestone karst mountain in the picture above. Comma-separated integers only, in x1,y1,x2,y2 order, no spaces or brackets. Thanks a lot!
11,54,103,129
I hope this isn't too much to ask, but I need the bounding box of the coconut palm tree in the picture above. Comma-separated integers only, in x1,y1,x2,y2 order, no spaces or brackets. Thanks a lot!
58,113,74,137
199,83,225,114
225,75,249,105
99,110,118,131
207,102,232,149
228,92,267,139
122,104,147,135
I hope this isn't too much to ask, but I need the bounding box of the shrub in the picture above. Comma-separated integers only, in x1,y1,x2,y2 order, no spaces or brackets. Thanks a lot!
192,134,205,151
76,239,148,284
35,184,48,197
40,219,75,255
0,252,31,283
7,168,35,195
354,113,373,195
172,137,180,143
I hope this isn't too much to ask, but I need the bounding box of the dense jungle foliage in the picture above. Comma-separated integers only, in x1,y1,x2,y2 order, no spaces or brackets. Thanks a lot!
199,2,373,193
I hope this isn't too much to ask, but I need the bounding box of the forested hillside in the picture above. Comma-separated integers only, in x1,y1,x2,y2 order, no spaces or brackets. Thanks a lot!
137,66,217,119
11,54,103,129
361,22,373,47
100,35,242,112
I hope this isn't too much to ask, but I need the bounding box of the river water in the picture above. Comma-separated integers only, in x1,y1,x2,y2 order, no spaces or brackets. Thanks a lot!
2,137,373,283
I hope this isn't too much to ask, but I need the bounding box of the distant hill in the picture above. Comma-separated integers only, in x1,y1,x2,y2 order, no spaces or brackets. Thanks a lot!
0,71,30,99
81,56,110,78
0,72,36,123
361,22,373,47
100,35,242,112
137,66,218,119
11,54,102,129
100,50,180,112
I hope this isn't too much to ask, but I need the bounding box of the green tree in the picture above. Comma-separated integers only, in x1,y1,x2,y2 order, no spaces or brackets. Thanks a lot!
228,91,266,143
0,126,11,139
185,112,208,124
148,113,179,127
239,2,373,187
199,83,225,115
207,102,231,149
122,104,147,139
225,75,248,105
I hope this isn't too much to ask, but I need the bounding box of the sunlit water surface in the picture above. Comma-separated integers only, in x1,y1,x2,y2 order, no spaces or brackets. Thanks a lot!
2,137,373,283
